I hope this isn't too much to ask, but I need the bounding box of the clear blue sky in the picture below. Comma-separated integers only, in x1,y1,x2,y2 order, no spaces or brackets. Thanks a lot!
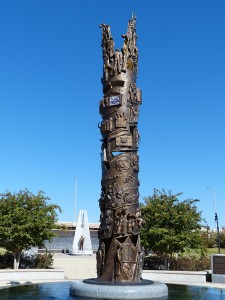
0,1,224,229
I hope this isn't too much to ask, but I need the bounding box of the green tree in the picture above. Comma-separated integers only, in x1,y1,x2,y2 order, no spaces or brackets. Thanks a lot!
140,189,205,269
220,227,225,249
201,227,217,248
0,189,61,269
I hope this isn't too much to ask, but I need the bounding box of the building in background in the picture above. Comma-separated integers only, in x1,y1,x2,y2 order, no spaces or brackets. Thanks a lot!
38,221,99,253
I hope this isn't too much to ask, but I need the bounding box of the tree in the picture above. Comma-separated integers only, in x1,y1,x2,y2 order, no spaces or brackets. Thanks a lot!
140,189,205,269
0,189,61,269
200,226,217,248
220,227,225,249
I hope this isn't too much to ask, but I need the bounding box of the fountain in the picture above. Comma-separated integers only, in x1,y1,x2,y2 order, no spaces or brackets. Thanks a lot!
1,281,225,299
69,16,168,299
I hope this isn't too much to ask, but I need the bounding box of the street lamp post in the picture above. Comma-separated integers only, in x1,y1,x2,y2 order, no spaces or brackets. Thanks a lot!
215,212,221,254
207,186,220,254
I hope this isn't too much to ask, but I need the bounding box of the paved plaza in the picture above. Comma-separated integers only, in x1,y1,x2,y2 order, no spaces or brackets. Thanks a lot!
53,253,97,280
0,253,225,291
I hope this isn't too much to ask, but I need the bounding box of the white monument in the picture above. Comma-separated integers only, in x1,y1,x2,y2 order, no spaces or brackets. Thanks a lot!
71,210,93,255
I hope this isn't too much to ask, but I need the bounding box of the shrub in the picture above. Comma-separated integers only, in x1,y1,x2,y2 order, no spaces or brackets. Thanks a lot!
35,252,54,269
169,256,210,271
205,231,217,248
0,252,14,269
0,252,53,269
143,255,210,271
143,256,165,270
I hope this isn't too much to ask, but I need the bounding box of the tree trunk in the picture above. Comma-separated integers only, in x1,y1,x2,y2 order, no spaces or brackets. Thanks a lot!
14,251,21,269
164,257,170,270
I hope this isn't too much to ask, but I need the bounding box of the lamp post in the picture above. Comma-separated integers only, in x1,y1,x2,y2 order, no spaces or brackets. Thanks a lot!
207,186,220,254
214,212,220,254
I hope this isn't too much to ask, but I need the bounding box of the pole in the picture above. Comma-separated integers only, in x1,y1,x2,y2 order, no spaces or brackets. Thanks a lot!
212,190,221,254
74,177,77,224
207,187,220,254
215,212,220,254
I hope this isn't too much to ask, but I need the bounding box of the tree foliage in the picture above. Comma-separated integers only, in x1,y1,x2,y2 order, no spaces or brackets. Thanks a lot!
200,226,217,248
0,189,61,269
140,189,205,267
220,227,225,249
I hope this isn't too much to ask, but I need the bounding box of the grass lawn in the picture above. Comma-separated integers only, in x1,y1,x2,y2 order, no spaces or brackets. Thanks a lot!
184,248,225,257
206,248,225,255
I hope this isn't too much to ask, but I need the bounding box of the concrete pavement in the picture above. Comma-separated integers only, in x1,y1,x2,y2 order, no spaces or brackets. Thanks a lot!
53,253,97,279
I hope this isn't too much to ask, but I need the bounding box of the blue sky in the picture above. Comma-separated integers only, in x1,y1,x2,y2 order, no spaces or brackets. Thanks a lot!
0,1,224,229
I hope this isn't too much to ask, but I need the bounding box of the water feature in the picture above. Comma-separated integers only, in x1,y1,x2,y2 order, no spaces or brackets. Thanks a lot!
0,282,224,300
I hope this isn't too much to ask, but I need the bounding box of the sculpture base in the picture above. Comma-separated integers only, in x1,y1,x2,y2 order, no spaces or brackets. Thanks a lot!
69,278,168,299
70,250,93,255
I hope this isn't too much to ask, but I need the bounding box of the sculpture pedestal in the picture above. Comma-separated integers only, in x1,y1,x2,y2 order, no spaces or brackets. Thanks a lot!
69,278,168,299
70,250,93,255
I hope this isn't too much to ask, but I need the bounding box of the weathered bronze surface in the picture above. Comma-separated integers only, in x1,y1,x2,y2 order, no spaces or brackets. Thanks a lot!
97,16,143,283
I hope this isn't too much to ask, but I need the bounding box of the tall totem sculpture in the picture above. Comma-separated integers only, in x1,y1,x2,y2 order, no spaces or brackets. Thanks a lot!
97,16,143,283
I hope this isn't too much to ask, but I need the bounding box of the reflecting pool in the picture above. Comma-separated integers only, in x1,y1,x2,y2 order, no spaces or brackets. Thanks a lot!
0,281,224,300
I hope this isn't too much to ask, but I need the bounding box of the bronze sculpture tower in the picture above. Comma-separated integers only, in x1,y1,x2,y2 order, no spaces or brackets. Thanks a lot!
97,16,143,283
70,17,168,299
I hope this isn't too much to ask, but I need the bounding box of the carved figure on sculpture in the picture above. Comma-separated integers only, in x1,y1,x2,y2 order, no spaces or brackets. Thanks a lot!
115,244,123,281
121,43,128,71
114,212,122,235
96,242,105,277
130,154,139,172
99,24,111,40
127,213,135,233
135,209,143,229
113,49,123,75
99,23,115,82
121,15,138,71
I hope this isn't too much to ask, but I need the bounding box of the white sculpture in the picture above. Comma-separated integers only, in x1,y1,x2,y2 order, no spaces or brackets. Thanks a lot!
71,210,93,255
